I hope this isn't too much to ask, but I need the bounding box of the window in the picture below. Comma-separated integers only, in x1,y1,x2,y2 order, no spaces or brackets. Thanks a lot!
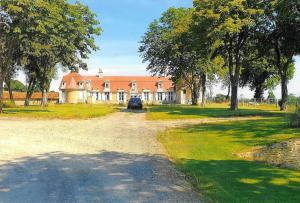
168,92,174,101
105,92,110,101
158,84,162,89
105,83,109,89
96,92,99,100
119,92,124,101
144,92,149,101
157,92,163,101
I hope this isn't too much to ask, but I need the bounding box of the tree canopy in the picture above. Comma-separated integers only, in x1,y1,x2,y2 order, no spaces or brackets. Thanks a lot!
140,0,299,110
4,80,26,92
0,0,101,110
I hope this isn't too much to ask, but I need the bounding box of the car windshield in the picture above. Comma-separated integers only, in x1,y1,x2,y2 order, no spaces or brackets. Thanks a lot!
130,98,140,103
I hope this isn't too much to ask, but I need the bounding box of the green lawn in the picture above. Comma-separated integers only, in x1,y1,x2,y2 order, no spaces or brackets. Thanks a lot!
158,116,300,202
1,104,118,119
146,103,282,120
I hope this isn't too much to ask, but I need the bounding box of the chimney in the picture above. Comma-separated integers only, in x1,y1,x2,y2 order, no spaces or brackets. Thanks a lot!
97,68,103,78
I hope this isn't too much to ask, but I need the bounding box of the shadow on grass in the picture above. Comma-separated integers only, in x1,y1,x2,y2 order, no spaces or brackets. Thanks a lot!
150,106,286,118
185,117,300,146
177,159,300,202
0,151,197,202
3,109,51,115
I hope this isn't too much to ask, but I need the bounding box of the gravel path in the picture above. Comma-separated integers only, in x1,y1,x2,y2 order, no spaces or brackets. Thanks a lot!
0,111,203,203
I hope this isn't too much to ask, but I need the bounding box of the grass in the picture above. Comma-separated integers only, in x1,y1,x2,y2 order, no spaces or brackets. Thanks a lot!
158,116,300,202
1,104,118,119
146,103,283,120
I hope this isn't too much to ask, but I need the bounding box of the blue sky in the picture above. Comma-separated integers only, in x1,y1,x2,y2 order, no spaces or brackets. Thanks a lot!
79,0,193,76
24,0,299,98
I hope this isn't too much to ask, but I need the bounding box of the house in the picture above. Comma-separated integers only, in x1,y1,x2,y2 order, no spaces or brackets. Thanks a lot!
59,69,191,104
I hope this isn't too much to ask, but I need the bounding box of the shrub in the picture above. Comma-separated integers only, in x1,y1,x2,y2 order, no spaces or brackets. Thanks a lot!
289,105,300,128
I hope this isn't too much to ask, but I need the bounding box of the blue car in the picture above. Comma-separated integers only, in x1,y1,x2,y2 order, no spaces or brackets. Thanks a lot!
127,97,143,110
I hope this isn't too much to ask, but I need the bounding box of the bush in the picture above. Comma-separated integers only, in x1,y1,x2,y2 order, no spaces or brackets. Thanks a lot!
289,105,300,128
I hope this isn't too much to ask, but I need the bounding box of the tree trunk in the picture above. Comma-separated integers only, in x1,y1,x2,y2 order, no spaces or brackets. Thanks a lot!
254,85,264,102
5,79,14,104
230,82,239,110
191,88,198,105
25,90,32,106
0,75,4,113
201,73,206,107
41,88,48,107
230,50,241,111
279,73,288,111
24,77,36,106
226,83,231,101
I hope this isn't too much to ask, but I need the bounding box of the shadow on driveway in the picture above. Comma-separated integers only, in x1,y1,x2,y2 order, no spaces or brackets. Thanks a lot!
0,151,200,203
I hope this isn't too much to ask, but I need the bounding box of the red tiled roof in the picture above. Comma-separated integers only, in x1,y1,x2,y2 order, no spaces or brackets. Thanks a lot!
3,91,59,100
61,72,174,92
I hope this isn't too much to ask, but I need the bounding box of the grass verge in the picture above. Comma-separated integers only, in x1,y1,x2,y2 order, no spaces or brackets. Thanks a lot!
1,104,118,119
146,104,283,120
158,117,300,202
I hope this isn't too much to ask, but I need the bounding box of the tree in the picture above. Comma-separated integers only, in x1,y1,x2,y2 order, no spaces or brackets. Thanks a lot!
0,6,16,112
240,55,280,101
140,7,210,106
4,66,18,103
288,94,300,104
4,80,26,92
1,0,101,107
193,0,264,110
220,73,231,101
23,61,39,106
267,90,276,102
215,94,227,103
260,0,300,110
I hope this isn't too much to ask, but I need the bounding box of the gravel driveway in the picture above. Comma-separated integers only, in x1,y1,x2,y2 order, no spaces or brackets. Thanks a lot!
0,111,201,203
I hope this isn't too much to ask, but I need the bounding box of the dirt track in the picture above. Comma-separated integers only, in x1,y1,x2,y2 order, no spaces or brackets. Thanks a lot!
0,112,204,203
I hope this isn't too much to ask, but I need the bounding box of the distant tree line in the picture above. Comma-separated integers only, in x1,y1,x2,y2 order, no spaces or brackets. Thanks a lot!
0,0,101,112
139,0,299,111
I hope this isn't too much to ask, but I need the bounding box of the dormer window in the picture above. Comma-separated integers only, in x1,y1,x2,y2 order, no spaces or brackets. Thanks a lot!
86,80,91,89
62,81,65,86
158,81,163,90
78,81,83,88
131,81,137,90
104,81,110,89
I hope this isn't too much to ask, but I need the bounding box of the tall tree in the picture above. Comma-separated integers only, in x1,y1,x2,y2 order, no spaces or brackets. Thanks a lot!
261,0,300,110
193,0,264,110
240,52,280,101
0,6,16,112
140,7,210,105
4,66,18,103
1,0,101,107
